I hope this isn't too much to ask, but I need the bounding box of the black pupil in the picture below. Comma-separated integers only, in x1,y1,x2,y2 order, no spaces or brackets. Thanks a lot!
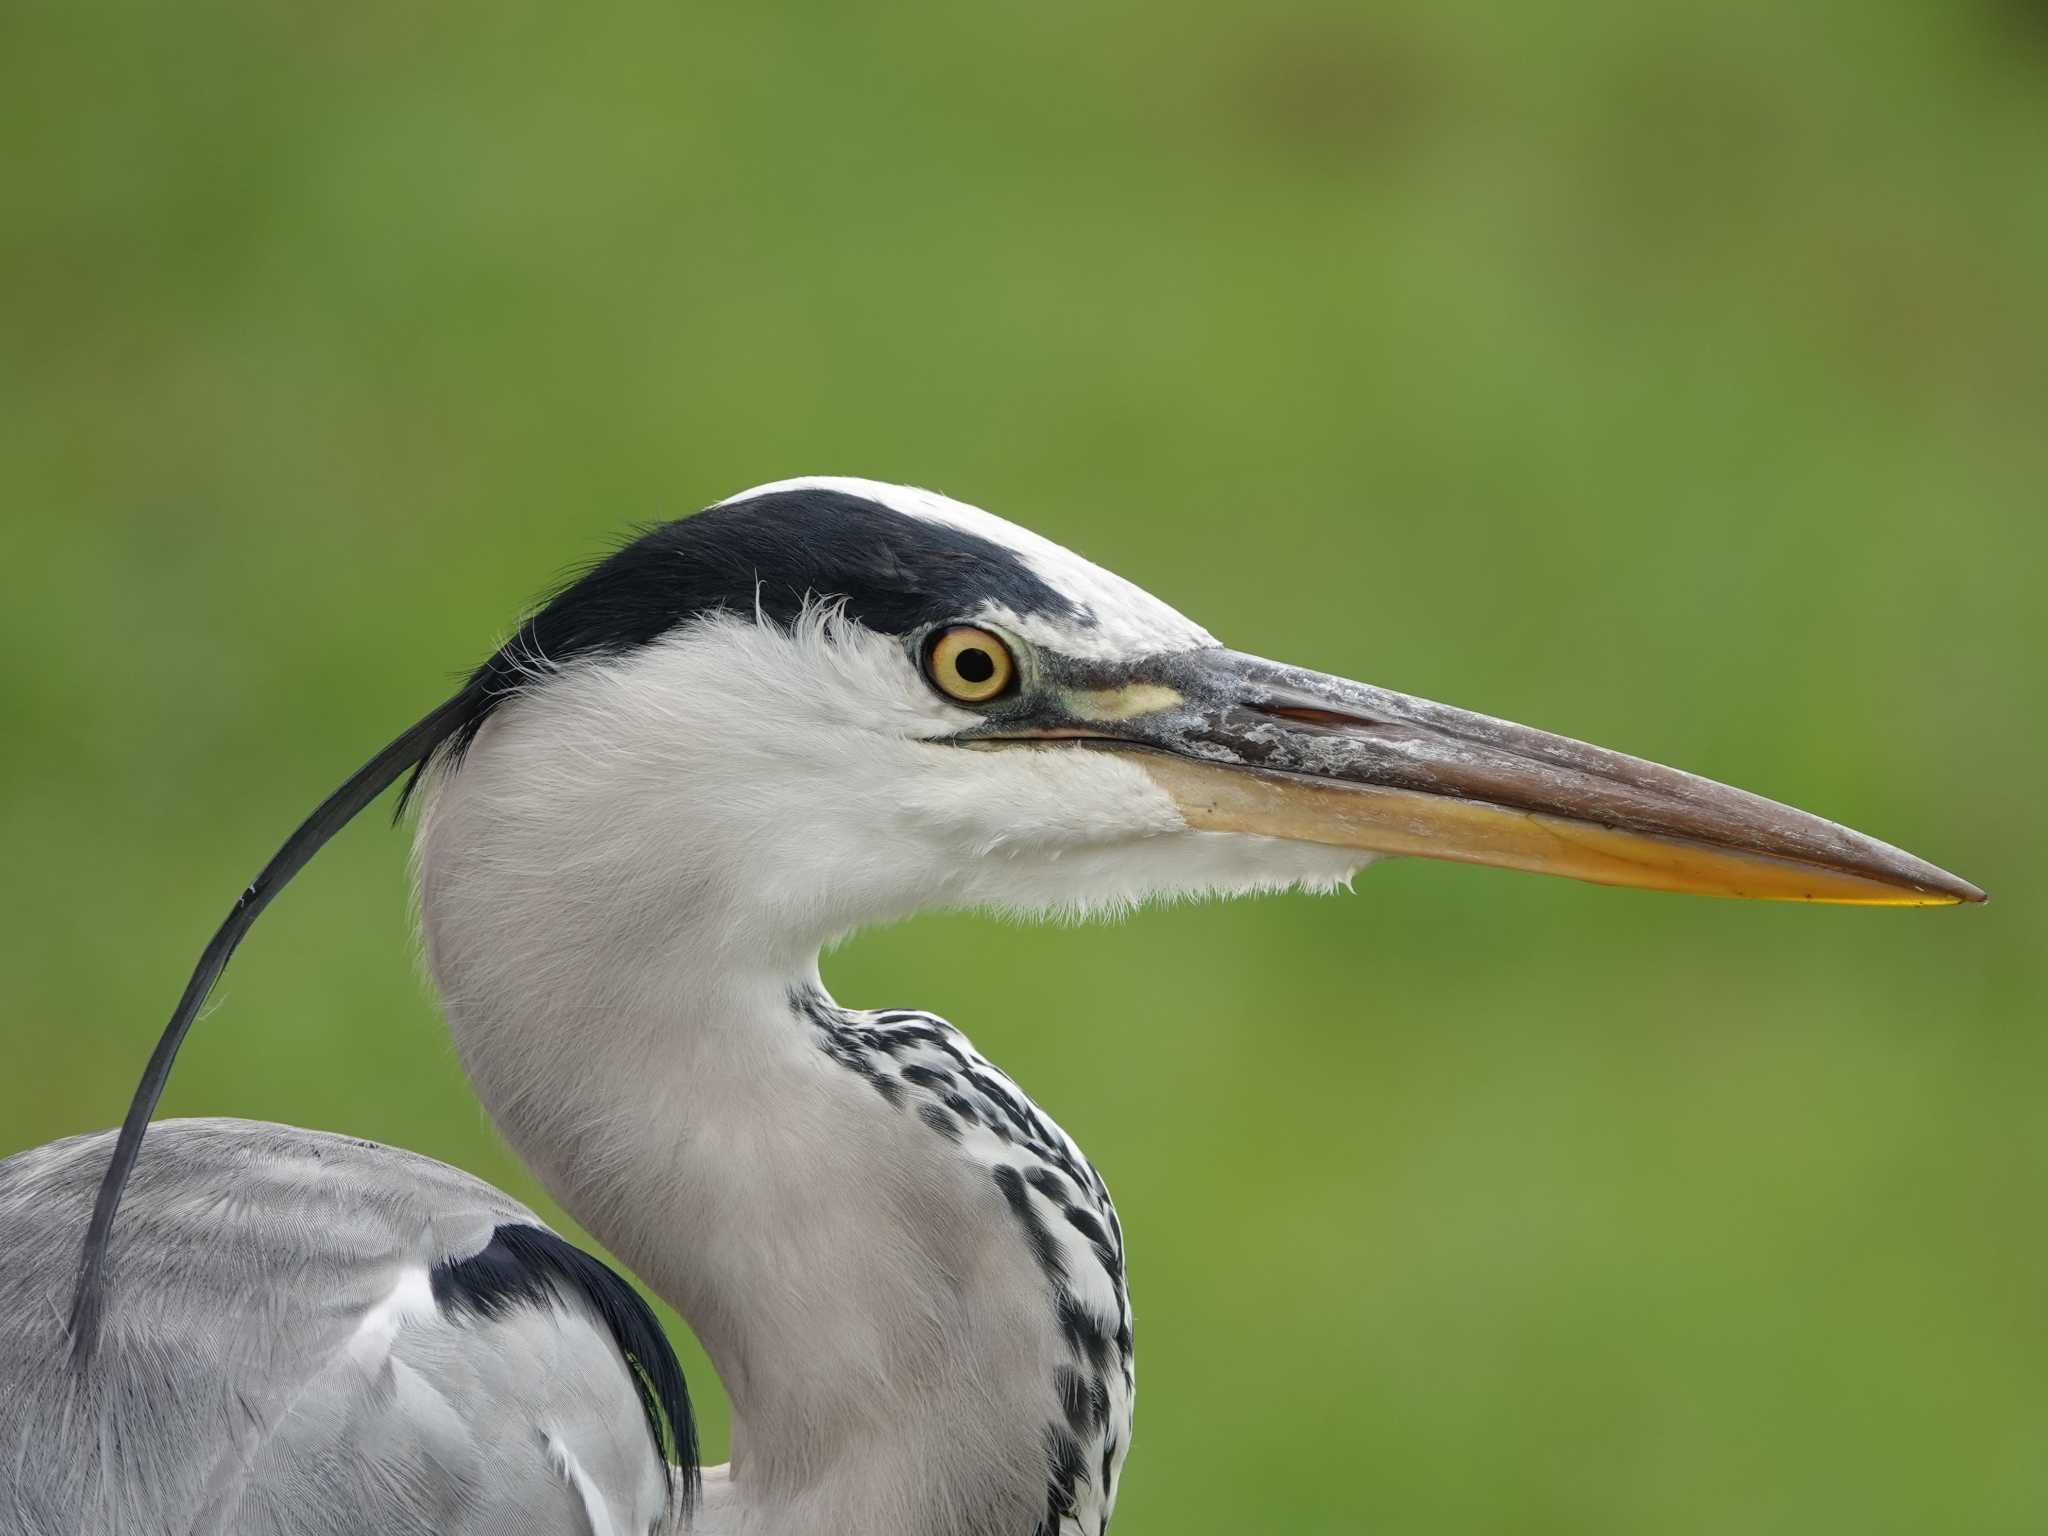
954,646,996,684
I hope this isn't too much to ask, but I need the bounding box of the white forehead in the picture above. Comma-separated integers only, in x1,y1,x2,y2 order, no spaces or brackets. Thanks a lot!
717,476,1217,660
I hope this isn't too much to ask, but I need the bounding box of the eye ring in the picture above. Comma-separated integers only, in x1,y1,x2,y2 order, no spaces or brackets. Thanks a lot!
924,625,1016,704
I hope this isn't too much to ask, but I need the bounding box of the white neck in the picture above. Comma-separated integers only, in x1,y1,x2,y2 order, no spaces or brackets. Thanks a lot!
413,687,1076,1536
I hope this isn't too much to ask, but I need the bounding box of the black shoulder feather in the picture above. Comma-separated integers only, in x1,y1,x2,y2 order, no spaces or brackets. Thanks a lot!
432,1223,701,1516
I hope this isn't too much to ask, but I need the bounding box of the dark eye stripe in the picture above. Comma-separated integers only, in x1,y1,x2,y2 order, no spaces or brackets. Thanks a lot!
426,487,1084,772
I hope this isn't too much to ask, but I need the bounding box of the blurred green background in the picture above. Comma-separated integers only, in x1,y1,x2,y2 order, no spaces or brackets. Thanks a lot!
4,0,2044,1530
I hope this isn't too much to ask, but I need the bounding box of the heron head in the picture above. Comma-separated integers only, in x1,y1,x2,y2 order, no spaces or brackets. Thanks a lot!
412,476,1981,969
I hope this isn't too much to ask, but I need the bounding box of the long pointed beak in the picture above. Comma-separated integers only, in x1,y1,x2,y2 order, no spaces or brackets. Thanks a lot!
1056,650,1984,906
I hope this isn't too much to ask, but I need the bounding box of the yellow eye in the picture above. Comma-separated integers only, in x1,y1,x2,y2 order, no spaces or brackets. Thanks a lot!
925,626,1016,703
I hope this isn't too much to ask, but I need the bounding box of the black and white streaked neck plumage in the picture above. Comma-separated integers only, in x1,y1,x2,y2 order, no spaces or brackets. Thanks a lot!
2,477,1980,1536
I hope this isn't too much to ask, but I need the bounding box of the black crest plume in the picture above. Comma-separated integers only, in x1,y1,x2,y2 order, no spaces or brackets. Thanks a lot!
66,693,476,1364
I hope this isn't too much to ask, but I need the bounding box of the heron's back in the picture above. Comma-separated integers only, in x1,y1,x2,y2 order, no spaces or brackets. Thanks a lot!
0,1118,673,1536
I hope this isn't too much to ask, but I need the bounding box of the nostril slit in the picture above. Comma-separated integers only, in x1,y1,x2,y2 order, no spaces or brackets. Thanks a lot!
1252,704,1395,732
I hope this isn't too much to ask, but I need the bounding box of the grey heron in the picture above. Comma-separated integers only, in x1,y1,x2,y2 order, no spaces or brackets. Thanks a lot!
0,478,1982,1535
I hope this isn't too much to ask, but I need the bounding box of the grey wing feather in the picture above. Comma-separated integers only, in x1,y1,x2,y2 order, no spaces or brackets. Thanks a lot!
0,1119,668,1536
